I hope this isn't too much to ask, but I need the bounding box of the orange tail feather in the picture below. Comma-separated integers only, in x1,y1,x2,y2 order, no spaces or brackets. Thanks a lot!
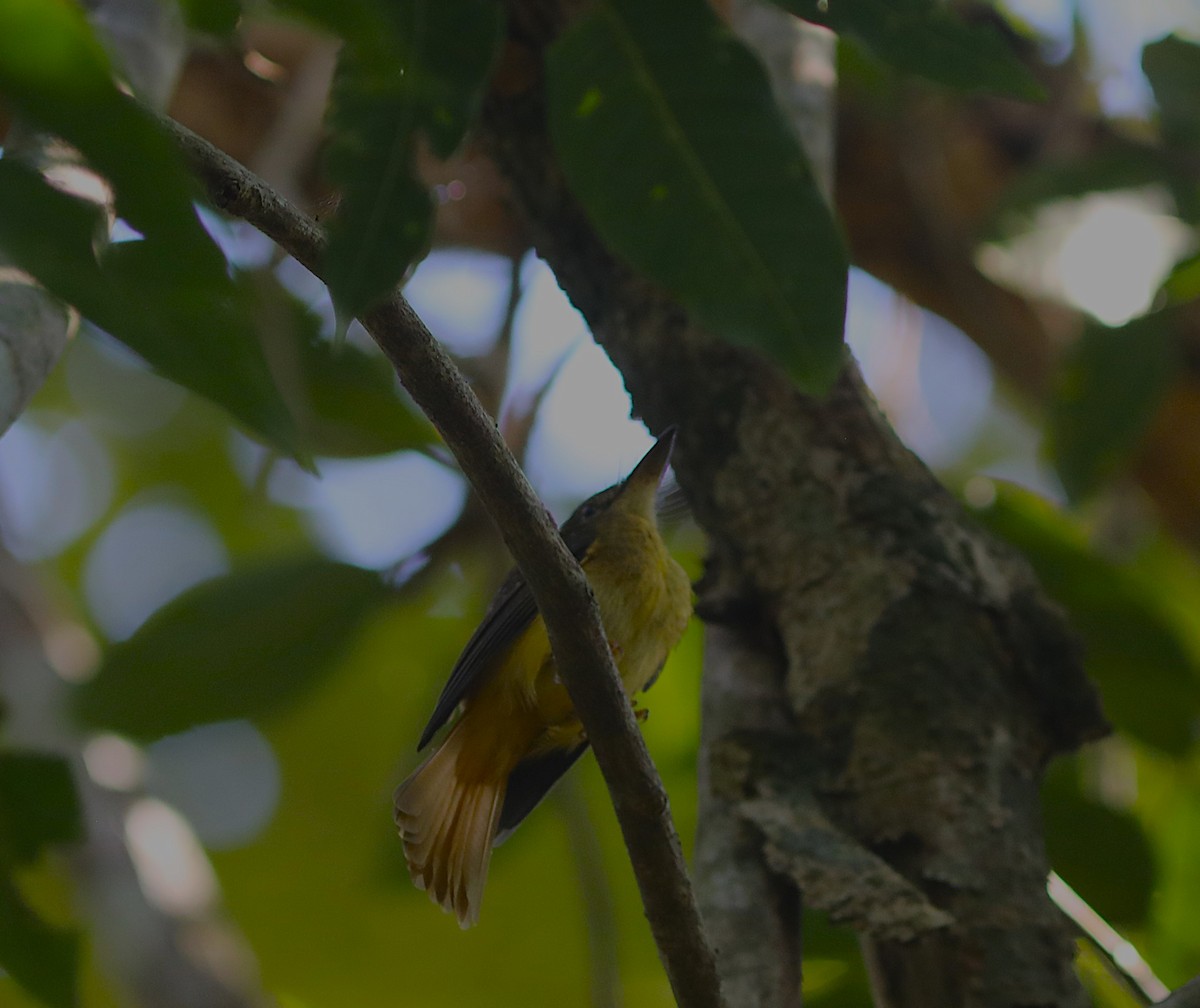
394,725,504,928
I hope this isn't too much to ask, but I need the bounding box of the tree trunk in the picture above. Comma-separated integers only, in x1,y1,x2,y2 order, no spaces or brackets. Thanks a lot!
484,2,1108,1004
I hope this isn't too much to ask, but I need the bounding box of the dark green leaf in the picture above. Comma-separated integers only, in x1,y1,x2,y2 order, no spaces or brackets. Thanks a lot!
268,0,392,62
984,142,1167,241
322,111,431,325
1143,34,1200,220
977,486,1200,755
296,337,436,457
1042,756,1154,926
322,0,504,319
250,270,437,457
1144,35,1200,151
0,753,82,866
0,876,78,1008
74,557,392,742
0,0,226,271
177,0,242,36
104,241,306,462
1049,312,1179,501
776,0,1043,100
0,160,110,310
0,160,305,462
547,0,847,393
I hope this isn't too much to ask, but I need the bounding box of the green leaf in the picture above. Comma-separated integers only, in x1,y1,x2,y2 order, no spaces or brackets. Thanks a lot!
103,241,307,460
0,753,82,866
74,557,392,742
0,0,226,270
547,0,847,393
1143,34,1200,221
322,0,504,319
1149,784,1200,982
775,0,1043,100
1042,757,1154,926
249,270,437,457
269,0,392,62
1144,35,1200,152
177,0,242,36
976,486,1200,756
296,336,436,457
0,160,305,462
0,876,78,1008
1049,312,1179,501
1164,251,1200,304
984,143,1167,242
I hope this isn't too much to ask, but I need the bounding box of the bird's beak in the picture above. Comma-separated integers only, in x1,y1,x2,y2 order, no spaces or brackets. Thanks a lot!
620,425,677,514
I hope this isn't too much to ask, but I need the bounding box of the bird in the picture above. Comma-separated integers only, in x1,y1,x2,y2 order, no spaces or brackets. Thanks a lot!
394,426,693,927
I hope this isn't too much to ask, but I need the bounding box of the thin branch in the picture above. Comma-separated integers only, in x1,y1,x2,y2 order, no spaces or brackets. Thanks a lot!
1048,871,1168,1004
164,117,725,1008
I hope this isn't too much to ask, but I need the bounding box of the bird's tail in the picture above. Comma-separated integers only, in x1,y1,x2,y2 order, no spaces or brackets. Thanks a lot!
394,724,504,928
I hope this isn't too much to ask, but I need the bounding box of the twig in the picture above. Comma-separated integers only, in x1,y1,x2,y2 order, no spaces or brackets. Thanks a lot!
1048,871,1168,1004
164,116,725,1008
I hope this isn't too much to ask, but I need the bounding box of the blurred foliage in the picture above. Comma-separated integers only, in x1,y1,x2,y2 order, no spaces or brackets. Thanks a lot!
0,1,1199,1007
979,485,1200,755
74,556,393,742
547,0,847,393
777,0,1043,99
0,753,82,1008
308,0,504,321
1050,311,1180,502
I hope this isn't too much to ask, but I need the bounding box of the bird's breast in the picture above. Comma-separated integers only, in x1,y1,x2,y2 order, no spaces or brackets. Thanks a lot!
583,519,692,696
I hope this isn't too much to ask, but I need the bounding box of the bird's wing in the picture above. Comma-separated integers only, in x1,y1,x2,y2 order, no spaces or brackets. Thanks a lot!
493,743,590,843
416,514,603,751
416,566,536,749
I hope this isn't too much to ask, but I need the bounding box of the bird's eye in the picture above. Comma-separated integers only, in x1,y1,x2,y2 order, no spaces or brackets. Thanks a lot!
580,504,597,519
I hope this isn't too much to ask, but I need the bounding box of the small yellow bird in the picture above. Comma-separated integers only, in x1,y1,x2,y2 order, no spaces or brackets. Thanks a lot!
394,427,692,926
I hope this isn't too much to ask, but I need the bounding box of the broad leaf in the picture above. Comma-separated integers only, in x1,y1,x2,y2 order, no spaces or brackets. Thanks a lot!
1143,35,1200,152
977,486,1200,756
0,752,82,866
0,160,304,461
74,557,392,741
249,271,437,457
0,877,78,1008
548,0,847,393
177,0,242,36
269,0,392,63
322,0,504,319
1143,34,1200,220
296,335,436,457
0,0,226,271
1042,756,1154,926
1049,312,1178,501
776,0,1043,100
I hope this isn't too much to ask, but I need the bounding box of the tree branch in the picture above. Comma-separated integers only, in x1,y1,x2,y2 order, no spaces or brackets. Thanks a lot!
481,2,1108,1005
163,116,725,1008
1159,977,1200,1008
